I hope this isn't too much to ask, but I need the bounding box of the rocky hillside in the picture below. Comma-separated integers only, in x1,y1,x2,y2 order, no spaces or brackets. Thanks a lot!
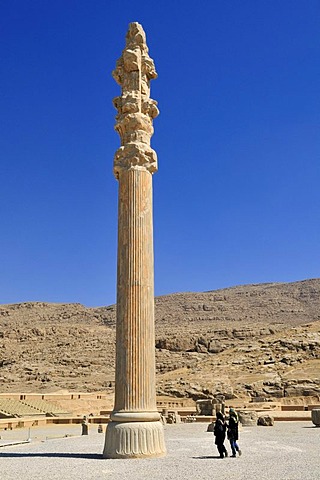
0,279,319,402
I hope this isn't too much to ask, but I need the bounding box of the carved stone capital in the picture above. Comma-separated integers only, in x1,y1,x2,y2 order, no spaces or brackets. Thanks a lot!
113,143,158,177
114,112,154,145
112,22,158,181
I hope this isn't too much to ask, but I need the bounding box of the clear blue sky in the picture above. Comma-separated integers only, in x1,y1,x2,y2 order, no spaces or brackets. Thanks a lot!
1,0,319,306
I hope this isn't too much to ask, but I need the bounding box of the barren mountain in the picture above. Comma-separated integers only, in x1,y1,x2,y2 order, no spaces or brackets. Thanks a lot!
1,279,319,402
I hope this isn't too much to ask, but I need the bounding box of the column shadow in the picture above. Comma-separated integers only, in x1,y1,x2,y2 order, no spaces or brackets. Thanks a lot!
0,452,103,459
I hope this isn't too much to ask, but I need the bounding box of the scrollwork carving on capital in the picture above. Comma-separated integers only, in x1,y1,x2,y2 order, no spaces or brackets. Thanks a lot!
112,58,125,85
113,93,141,116
141,56,157,80
114,112,154,145
142,99,159,119
112,96,122,111
113,143,158,178
123,48,141,72
112,23,158,180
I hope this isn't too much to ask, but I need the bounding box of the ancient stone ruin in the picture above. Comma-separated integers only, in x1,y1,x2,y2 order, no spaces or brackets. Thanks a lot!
103,22,166,458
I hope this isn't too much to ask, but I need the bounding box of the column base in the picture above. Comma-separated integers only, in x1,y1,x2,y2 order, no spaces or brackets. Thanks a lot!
103,420,166,459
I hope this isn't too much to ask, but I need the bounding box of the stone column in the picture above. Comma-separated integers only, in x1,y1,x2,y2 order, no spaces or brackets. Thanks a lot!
103,22,166,459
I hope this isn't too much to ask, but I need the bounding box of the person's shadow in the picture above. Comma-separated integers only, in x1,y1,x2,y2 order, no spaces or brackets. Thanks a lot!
193,455,225,459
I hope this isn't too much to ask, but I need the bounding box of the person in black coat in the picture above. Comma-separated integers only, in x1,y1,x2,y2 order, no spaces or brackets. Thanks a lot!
213,411,228,458
227,408,242,457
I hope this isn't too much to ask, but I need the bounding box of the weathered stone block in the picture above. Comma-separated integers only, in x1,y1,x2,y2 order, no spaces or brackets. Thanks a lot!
311,409,320,426
238,410,258,426
257,415,274,426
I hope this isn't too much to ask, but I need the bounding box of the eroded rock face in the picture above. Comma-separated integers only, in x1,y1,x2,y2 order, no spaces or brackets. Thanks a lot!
284,380,320,398
0,279,320,401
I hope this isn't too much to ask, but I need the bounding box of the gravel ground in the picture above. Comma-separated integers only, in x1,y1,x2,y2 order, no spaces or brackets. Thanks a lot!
0,422,319,480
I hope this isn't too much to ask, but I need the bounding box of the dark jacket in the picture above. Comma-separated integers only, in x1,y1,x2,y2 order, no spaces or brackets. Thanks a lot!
214,416,226,445
227,414,239,441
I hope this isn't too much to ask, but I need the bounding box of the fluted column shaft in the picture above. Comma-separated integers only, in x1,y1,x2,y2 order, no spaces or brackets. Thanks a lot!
114,166,156,414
